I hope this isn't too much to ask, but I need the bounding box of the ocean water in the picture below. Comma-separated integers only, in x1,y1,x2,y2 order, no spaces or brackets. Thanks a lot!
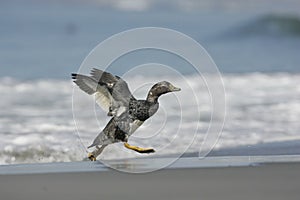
0,73,299,164
0,0,300,164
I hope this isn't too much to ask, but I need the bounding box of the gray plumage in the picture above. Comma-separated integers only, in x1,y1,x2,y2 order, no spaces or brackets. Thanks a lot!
72,69,180,150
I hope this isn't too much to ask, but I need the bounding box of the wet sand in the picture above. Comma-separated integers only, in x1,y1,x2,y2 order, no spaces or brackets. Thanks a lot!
1,156,300,200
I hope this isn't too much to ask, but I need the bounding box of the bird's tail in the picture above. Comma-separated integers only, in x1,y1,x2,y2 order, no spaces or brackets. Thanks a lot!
87,131,111,148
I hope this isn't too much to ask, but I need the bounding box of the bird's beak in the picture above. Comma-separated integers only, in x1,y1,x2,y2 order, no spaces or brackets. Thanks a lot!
170,85,181,92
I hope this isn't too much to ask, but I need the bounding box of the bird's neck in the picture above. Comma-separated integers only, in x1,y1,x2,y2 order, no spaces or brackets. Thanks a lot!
146,91,159,103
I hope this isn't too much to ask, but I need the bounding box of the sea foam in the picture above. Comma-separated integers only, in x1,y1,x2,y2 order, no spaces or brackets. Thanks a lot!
0,73,299,164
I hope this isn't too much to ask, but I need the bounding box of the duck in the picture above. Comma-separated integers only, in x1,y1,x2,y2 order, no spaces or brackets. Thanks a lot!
72,68,181,161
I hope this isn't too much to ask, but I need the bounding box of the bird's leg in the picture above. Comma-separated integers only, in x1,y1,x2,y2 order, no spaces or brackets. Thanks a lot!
88,145,107,161
124,142,155,153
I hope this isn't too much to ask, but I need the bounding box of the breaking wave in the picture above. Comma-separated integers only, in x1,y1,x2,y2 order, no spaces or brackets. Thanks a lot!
0,73,300,164
229,14,300,38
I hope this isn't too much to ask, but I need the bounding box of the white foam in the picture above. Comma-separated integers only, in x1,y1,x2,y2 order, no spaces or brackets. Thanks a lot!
1,73,300,164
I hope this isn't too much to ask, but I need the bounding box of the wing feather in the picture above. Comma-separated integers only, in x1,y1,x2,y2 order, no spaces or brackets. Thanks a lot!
90,68,135,108
71,73,97,95
94,88,111,113
90,68,118,87
72,73,112,112
72,69,135,117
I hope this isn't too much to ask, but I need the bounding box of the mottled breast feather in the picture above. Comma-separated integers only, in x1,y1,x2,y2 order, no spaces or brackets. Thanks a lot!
128,99,159,121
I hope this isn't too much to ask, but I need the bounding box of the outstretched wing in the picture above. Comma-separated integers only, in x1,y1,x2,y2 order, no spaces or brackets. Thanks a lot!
90,68,134,104
72,68,135,116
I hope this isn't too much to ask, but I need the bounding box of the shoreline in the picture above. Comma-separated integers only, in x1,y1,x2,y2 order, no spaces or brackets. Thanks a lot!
184,139,300,158
1,155,300,175
0,156,300,200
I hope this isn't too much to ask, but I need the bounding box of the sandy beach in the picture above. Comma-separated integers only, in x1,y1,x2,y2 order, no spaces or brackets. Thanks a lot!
1,156,300,200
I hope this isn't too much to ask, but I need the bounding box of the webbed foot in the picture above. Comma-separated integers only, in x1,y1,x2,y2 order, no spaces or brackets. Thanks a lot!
87,145,108,161
124,142,155,154
87,152,97,161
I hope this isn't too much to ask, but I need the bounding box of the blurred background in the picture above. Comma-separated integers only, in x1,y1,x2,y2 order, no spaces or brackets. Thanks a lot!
0,0,300,164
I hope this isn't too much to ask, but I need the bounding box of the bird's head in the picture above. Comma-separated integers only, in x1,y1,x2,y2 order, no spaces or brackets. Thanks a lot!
147,81,181,102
